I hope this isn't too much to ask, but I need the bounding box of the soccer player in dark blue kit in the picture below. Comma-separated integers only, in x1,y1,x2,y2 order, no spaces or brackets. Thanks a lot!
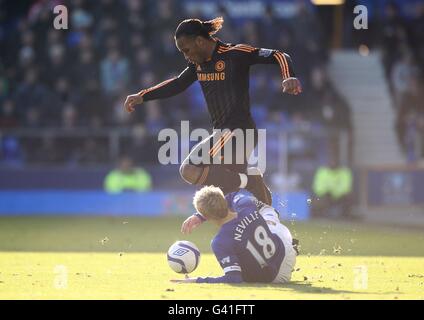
172,186,297,284
124,17,302,210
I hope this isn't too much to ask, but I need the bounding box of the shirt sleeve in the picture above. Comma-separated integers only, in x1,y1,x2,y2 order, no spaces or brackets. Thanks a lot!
236,45,295,79
225,192,237,211
138,63,197,101
196,238,243,284
231,193,259,216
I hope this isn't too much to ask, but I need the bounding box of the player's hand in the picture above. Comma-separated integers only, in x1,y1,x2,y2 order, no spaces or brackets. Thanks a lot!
181,214,204,234
282,77,302,95
170,277,197,283
124,93,144,113
171,278,197,283
171,274,197,283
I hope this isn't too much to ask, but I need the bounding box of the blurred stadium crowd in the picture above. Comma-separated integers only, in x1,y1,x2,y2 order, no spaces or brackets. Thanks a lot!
379,2,424,162
0,0,422,167
0,0,347,167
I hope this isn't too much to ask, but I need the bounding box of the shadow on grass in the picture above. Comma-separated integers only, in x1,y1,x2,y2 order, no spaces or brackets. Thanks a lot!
228,281,384,295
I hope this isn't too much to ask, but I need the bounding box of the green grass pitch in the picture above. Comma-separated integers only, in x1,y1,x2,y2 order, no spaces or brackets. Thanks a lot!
0,216,423,299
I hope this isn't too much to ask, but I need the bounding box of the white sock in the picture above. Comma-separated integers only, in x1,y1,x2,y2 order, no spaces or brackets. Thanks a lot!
239,173,248,188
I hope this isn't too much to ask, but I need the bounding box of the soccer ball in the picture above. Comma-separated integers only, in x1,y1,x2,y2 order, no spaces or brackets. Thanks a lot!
167,240,200,274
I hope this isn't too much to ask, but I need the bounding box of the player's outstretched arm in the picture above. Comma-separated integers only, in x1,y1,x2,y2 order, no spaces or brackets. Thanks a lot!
171,272,243,284
124,64,197,113
242,45,302,95
272,51,302,95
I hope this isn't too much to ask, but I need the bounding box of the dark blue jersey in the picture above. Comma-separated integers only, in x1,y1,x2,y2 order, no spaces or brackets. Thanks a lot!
197,191,285,283
139,40,295,130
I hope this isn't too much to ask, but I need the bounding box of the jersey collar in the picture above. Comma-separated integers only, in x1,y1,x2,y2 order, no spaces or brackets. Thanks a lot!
208,38,225,62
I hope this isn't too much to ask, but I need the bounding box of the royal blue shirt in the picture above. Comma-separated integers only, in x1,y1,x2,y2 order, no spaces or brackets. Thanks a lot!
197,191,285,283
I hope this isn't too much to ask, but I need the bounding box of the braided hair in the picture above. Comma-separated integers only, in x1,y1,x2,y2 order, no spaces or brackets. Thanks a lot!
175,17,224,39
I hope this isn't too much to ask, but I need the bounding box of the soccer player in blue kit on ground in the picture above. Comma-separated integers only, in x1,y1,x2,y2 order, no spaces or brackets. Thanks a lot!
172,186,298,284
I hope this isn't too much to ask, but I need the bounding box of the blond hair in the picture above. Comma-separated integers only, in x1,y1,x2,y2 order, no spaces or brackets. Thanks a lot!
193,186,228,220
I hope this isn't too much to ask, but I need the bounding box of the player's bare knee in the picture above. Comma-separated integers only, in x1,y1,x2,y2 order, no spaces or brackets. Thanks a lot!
179,163,202,184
